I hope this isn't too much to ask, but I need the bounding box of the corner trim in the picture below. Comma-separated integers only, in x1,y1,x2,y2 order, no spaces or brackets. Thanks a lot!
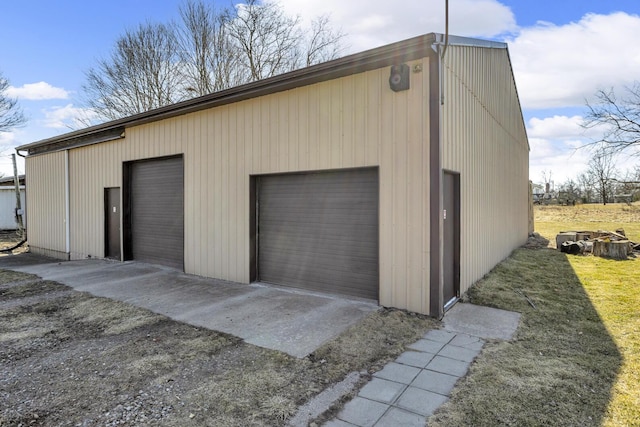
429,45,444,319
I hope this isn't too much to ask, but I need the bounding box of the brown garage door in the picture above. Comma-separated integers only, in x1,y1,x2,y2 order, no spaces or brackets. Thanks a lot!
128,156,184,270
258,168,379,300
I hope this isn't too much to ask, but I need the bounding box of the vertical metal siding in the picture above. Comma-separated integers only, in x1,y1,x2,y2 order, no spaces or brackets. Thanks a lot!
25,152,67,257
35,58,432,314
441,45,529,295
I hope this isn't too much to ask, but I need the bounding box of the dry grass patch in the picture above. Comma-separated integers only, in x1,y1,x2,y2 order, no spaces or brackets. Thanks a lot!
0,271,436,426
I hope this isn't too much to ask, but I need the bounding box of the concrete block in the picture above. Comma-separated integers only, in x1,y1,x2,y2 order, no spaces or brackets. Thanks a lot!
323,419,358,427
336,397,389,427
438,344,481,363
358,378,406,404
375,407,425,427
408,339,446,354
373,362,421,385
395,350,435,368
396,386,449,417
425,356,471,377
411,369,459,396
423,329,456,343
444,303,521,341
449,334,484,351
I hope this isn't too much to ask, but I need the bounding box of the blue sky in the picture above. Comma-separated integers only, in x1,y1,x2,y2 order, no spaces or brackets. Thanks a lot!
2,0,640,185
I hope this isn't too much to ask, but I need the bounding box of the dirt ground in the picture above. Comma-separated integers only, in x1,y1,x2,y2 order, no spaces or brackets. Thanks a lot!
0,242,436,426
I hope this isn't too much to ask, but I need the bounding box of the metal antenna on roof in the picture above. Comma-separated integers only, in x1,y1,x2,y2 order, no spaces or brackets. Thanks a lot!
441,0,449,60
439,0,449,105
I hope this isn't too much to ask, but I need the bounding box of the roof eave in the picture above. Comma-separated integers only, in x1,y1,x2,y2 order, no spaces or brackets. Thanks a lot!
17,32,510,156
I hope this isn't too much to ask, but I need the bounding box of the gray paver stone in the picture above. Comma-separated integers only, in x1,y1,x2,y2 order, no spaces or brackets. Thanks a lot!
449,334,484,351
396,386,449,417
374,407,425,427
373,362,421,385
425,355,471,377
411,369,459,395
438,344,481,363
359,378,406,404
395,350,435,368
324,419,358,427
408,339,446,354
337,397,389,427
423,329,456,343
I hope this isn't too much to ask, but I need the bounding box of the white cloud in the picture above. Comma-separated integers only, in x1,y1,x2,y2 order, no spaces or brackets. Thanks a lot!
0,130,18,149
271,0,516,52
527,115,592,183
507,12,640,109
42,104,97,130
525,114,640,184
528,115,588,140
6,82,69,100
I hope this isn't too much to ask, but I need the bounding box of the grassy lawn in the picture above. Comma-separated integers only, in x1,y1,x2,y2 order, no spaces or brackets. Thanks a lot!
429,203,639,426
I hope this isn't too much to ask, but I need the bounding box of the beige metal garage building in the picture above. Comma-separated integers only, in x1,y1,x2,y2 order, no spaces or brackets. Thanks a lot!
17,33,529,317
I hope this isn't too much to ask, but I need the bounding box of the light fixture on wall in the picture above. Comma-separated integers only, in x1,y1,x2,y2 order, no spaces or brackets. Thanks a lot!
389,64,410,92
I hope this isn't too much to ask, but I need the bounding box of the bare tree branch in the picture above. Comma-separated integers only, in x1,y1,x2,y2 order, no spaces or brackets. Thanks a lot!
82,0,346,121
83,22,184,121
0,71,27,132
583,83,640,156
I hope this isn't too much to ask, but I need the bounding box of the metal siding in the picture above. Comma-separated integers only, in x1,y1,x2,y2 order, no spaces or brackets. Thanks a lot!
25,152,67,257
0,188,26,230
258,169,379,299
30,58,432,314
441,45,529,296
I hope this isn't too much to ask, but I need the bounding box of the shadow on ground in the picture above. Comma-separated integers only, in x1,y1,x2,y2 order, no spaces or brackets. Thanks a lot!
428,243,622,427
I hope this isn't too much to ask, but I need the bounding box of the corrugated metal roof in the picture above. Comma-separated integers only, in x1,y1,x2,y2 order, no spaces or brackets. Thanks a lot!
17,33,508,155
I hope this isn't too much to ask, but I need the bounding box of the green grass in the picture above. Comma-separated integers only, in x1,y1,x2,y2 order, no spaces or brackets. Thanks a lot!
428,204,640,426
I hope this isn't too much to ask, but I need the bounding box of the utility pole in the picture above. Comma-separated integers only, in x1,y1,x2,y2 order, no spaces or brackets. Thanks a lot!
12,153,24,237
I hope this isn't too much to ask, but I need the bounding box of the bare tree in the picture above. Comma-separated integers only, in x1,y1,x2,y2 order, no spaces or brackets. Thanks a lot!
583,83,640,156
587,149,618,205
82,1,345,120
224,0,303,82
83,22,184,121
176,0,243,96
577,172,595,204
0,71,26,132
303,14,346,67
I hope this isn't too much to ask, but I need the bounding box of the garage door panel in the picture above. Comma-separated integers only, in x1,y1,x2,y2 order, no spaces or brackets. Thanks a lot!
258,168,379,300
129,156,184,270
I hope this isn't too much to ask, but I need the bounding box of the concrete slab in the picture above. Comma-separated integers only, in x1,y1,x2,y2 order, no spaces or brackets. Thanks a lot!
394,350,435,369
337,397,389,427
437,344,481,363
410,369,459,395
0,254,377,358
374,407,425,427
423,329,456,343
407,338,446,354
372,362,421,385
425,355,471,377
324,420,357,427
358,378,406,404
448,333,484,351
289,372,362,427
395,387,448,417
443,302,521,341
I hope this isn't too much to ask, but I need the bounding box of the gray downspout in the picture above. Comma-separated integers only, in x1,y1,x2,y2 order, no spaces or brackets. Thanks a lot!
65,149,70,259
429,41,444,319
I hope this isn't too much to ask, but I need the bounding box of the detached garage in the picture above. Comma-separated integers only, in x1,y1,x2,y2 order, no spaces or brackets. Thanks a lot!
17,33,529,317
